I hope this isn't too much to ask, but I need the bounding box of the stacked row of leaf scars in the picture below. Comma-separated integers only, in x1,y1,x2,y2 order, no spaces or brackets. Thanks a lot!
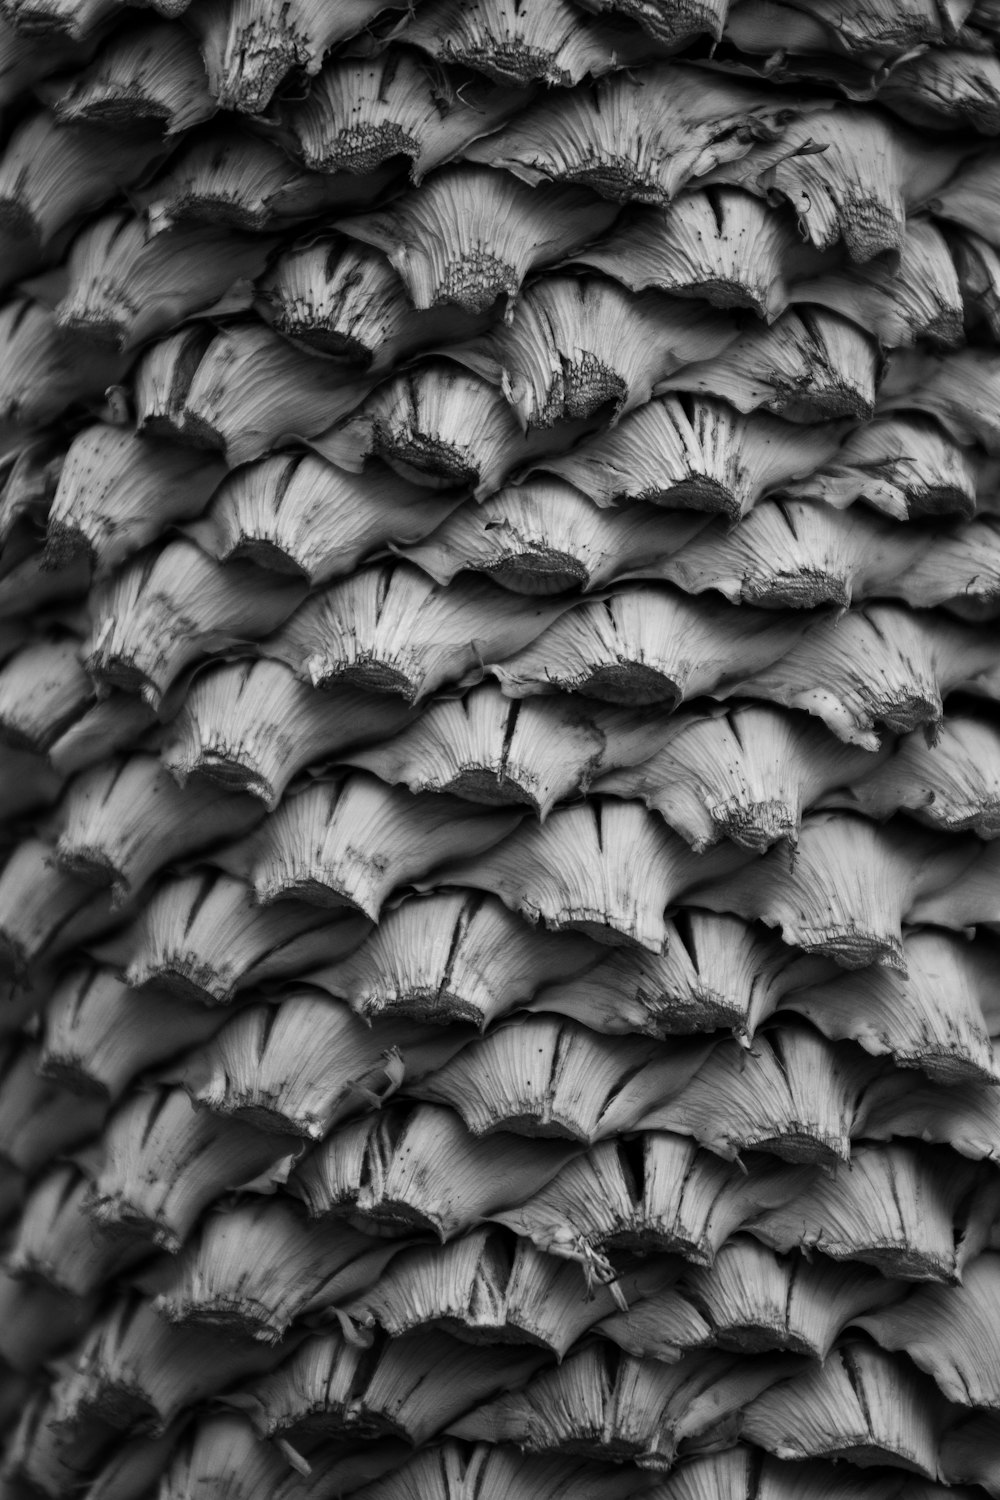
5,0,1000,1493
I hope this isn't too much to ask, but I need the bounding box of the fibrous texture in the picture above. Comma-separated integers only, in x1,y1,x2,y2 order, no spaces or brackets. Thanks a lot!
2,2,1000,1498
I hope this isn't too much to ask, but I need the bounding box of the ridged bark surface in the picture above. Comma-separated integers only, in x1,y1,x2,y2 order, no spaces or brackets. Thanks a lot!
0,0,998,1495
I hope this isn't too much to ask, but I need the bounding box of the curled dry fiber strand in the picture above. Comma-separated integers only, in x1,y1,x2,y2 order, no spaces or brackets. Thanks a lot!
2,0,1000,1494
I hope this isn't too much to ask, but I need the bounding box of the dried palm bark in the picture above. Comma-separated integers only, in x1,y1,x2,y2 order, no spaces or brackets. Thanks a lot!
47,19,214,131
400,480,709,594
151,1197,401,1340
265,562,575,700
161,660,415,808
782,929,1000,1082
751,1141,995,1280
448,275,741,427
53,751,263,901
740,1342,946,1475
45,423,225,572
229,1326,547,1444
95,868,366,1004
0,5,997,1497
0,298,131,427
189,453,453,586
544,395,842,521
0,837,142,976
338,165,619,314
310,890,599,1026
432,798,751,950
133,323,374,466
0,109,164,249
7,1165,151,1296
286,53,529,177
392,0,659,86
702,107,961,260
46,1293,286,1435
85,1085,299,1251
529,911,816,1038
168,991,464,1138
858,1251,1000,1408
344,1228,681,1354
0,0,192,37
55,215,270,351
293,1103,580,1238
39,963,229,1098
450,1342,799,1467
677,1237,898,1360
413,1015,711,1141
462,65,817,204
140,117,397,225
494,1131,813,1272
84,540,306,706
192,0,404,114
256,237,491,366
224,773,521,917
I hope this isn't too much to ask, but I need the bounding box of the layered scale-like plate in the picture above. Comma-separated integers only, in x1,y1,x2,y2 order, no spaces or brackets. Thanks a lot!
0,0,999,1495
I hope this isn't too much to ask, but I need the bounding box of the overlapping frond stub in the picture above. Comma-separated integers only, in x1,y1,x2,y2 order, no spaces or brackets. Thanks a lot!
0,0,999,1495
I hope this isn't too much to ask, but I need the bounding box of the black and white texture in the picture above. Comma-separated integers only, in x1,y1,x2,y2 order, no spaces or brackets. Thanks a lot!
0,0,999,1493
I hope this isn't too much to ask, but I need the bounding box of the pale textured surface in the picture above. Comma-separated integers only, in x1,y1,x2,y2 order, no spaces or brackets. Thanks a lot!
0,0,997,1494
